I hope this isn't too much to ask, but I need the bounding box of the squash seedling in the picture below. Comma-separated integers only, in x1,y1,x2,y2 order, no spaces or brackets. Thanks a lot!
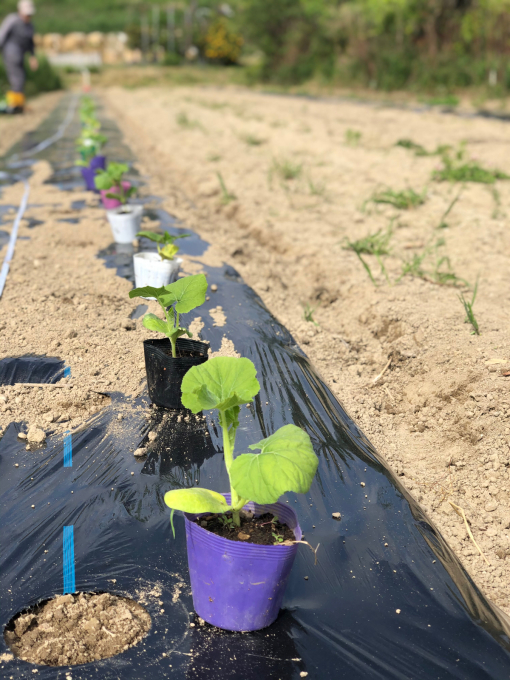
136,230,190,261
129,273,208,358
164,356,319,530
94,162,136,204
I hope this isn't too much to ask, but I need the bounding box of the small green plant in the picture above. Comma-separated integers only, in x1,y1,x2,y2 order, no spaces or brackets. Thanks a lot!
433,147,510,184
459,279,480,335
307,176,326,197
437,189,463,229
217,172,236,204
272,158,303,181
421,94,459,107
75,128,107,166
370,188,426,210
343,227,393,285
164,356,318,530
136,230,189,261
399,239,468,287
219,515,236,531
396,139,452,158
272,531,285,544
490,186,502,219
208,153,222,162
129,273,208,357
303,302,319,326
94,162,135,204
176,111,201,130
240,133,265,146
345,129,362,146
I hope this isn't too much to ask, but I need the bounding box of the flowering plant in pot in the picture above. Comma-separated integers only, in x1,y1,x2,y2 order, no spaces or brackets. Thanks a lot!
95,162,141,244
164,355,319,632
133,230,189,289
75,128,107,192
129,273,209,409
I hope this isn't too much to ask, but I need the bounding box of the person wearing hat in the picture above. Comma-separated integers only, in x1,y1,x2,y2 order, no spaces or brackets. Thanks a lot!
0,0,38,113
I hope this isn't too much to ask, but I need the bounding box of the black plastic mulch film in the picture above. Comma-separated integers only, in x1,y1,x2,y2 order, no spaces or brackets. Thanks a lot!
0,95,510,680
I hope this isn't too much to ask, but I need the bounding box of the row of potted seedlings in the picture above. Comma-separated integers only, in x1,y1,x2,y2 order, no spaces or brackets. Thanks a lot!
77,98,318,633
76,97,184,290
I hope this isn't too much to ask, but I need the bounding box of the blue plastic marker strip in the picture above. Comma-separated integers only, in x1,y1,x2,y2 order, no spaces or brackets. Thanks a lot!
63,432,72,467
63,526,75,594
64,365,71,378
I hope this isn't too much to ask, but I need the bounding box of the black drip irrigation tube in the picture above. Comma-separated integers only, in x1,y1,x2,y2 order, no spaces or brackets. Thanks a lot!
1,95,510,680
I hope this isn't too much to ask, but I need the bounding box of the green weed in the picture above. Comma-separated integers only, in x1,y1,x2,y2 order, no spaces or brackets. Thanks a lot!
208,153,222,162
303,303,319,326
399,239,468,287
437,188,463,229
371,187,426,210
272,158,303,181
420,94,460,107
176,112,202,130
345,129,362,146
396,139,452,157
239,133,265,146
490,186,502,219
343,227,392,285
433,146,510,184
307,176,327,197
216,172,236,205
459,279,480,335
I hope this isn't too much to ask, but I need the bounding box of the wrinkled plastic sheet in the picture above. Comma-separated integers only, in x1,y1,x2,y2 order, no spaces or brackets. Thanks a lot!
1,95,510,680
0,356,65,386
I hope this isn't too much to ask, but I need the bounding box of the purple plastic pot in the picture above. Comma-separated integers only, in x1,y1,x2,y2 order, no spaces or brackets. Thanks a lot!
80,155,106,192
100,181,131,210
184,494,302,631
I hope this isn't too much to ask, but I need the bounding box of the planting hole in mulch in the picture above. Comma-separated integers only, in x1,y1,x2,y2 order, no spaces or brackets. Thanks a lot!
195,512,295,545
4,592,151,667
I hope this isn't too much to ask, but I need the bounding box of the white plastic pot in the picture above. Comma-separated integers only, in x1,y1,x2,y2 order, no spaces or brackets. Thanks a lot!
106,204,143,244
133,251,182,290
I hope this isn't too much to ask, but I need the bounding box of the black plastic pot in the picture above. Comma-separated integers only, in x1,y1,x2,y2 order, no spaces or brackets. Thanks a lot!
143,337,209,409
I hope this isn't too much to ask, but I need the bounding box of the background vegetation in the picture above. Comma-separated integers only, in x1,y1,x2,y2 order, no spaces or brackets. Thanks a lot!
2,0,510,94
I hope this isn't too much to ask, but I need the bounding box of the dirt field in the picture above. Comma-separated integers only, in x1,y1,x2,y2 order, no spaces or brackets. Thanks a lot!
1,84,510,618
101,85,510,615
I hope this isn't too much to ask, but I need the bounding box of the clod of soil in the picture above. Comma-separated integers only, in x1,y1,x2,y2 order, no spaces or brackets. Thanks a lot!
4,592,151,667
195,512,295,545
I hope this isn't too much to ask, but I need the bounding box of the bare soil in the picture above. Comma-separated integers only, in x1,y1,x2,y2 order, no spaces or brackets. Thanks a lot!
195,512,295,545
4,592,151,666
101,85,510,615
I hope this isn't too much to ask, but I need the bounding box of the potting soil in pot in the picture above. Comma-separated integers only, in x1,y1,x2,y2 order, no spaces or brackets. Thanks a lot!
194,512,295,545
2,94,510,679
4,592,151,667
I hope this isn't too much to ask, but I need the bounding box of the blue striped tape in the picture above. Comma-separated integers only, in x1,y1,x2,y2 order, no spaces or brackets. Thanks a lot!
63,432,72,468
63,526,75,594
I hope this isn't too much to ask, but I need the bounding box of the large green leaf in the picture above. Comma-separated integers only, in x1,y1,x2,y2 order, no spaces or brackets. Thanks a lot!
129,274,207,312
142,313,169,335
164,488,229,514
136,231,190,245
181,356,260,414
230,424,318,504
163,274,208,312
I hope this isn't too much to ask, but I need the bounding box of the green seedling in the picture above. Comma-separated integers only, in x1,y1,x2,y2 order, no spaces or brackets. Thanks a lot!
219,515,236,531
272,531,285,544
75,128,107,166
307,177,326,197
240,133,265,146
177,111,201,129
399,239,468,287
396,139,452,158
437,189,463,229
343,227,393,285
217,172,236,205
272,158,303,181
371,188,426,210
459,278,480,335
433,146,510,184
303,303,319,326
129,273,208,358
345,129,362,146
94,162,136,204
164,356,318,530
136,230,189,261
